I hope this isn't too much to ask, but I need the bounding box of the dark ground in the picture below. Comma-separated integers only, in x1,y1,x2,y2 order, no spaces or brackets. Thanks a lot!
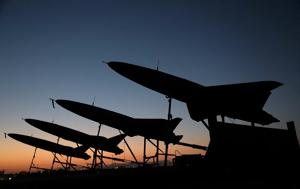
0,167,298,189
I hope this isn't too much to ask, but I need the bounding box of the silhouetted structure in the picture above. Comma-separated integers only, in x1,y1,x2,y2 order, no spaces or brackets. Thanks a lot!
107,61,300,179
6,60,299,188
8,133,91,172
55,99,186,166
25,119,125,155
107,61,281,125
8,134,90,160
55,99,183,144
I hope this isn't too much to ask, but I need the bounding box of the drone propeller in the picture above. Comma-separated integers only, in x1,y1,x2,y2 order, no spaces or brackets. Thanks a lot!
49,98,55,109
4,132,7,139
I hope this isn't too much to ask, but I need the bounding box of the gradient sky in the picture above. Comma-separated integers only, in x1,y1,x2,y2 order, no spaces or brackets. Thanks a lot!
0,0,299,173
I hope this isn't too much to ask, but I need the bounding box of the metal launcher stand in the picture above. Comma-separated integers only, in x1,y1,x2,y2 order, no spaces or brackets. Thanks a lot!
90,126,143,169
28,147,39,173
91,124,104,169
47,100,77,171
29,146,76,173
50,137,77,171
120,131,139,164
140,97,173,167
143,138,165,166
28,147,53,173
164,97,172,167
91,125,140,169
50,137,60,171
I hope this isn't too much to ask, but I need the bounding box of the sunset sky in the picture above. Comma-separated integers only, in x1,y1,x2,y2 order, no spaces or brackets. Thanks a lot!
0,0,299,173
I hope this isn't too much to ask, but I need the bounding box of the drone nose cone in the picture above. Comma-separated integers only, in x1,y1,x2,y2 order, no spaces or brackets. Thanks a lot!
7,133,14,138
55,99,65,106
56,99,80,112
107,61,130,72
107,61,121,70
107,61,141,81
106,61,120,66
24,118,35,125
7,133,19,140
55,99,73,109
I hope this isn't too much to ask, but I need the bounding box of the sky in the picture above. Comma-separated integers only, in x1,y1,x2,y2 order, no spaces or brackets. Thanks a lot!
0,0,299,173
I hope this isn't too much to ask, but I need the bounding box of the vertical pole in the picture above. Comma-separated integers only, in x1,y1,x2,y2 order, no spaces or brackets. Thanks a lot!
29,147,37,173
208,116,217,127
51,137,60,171
164,97,172,167
287,121,299,147
69,157,72,170
156,140,159,166
143,137,147,166
164,143,169,167
168,98,172,120
92,149,97,169
100,150,104,169
92,124,101,169
97,124,102,136
65,156,68,170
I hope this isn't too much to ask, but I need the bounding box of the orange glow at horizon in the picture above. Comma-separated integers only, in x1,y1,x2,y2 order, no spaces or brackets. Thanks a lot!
0,134,209,174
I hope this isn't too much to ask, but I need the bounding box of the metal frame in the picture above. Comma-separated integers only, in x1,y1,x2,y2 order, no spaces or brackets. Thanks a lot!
164,97,172,167
141,96,173,167
28,146,78,173
91,124,102,169
50,137,60,170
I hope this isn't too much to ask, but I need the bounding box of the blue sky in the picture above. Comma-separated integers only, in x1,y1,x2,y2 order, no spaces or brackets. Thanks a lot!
0,0,299,172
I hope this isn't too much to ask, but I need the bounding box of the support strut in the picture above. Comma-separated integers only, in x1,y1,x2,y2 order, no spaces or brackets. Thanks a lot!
92,124,102,169
164,97,172,167
51,137,60,171
29,147,38,173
